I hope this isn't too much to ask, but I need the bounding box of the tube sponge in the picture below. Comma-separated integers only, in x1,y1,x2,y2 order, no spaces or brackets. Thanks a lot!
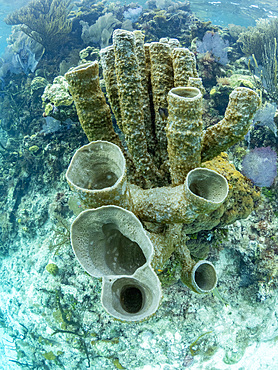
71,205,162,321
130,167,229,223
149,41,174,164
113,29,161,185
201,87,260,162
166,86,203,185
65,62,120,145
65,29,263,320
66,141,133,210
171,47,198,87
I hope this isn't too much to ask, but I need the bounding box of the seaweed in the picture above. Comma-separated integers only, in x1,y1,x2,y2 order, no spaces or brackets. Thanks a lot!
189,331,218,360
189,331,213,356
238,18,278,62
49,213,71,256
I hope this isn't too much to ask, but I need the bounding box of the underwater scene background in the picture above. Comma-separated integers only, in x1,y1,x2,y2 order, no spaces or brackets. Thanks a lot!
0,0,278,369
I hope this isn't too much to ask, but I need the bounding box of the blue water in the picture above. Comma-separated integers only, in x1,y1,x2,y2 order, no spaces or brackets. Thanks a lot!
189,0,278,26
0,0,29,55
133,0,278,27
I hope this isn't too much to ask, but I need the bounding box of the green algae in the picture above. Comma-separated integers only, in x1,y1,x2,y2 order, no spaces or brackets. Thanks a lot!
189,331,218,359
45,263,59,276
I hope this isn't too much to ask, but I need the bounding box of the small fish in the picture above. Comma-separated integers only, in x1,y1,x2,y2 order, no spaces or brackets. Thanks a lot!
158,107,168,121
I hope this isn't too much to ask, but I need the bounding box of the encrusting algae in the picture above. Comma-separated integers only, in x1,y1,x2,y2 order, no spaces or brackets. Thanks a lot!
65,29,261,321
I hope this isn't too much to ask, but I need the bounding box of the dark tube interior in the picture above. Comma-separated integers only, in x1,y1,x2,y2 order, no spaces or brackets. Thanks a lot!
120,285,143,313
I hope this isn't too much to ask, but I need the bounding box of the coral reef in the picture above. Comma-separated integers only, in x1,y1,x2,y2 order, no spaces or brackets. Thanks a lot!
42,76,73,116
237,18,278,103
137,2,192,44
4,0,73,53
0,27,44,79
253,102,277,137
65,29,261,321
123,6,143,23
0,6,278,367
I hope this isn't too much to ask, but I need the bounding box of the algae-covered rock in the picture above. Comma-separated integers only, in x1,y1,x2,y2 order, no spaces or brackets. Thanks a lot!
229,73,255,89
42,76,73,107
42,351,56,360
203,153,261,225
45,263,59,276
31,77,48,97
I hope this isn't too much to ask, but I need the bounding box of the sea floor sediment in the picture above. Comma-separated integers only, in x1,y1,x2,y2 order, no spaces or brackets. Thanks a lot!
0,185,277,369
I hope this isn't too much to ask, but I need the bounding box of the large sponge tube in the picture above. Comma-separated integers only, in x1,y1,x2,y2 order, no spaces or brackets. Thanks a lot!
66,141,133,210
70,205,162,321
65,62,121,146
166,86,203,185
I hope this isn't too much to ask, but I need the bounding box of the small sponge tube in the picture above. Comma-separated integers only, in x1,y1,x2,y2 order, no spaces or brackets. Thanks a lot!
181,260,218,294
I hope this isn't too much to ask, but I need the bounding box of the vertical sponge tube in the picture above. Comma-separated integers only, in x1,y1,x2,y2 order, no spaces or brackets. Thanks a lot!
166,86,203,185
100,46,123,131
65,62,120,145
133,31,156,155
172,47,198,87
149,41,174,165
113,29,161,185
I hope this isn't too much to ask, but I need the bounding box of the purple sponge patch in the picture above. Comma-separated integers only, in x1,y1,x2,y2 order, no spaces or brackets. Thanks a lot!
241,147,277,187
